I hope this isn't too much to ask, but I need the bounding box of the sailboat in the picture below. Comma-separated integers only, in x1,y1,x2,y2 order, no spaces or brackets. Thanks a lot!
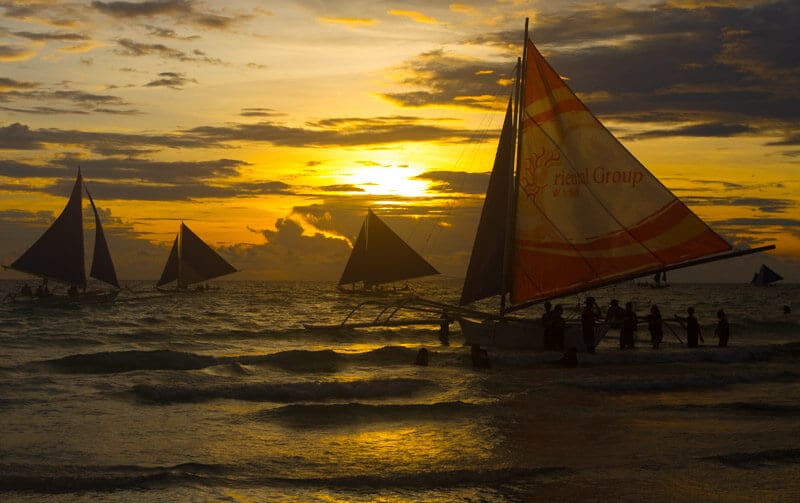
156,222,237,291
750,264,782,286
456,20,774,349
2,169,120,304
337,209,439,294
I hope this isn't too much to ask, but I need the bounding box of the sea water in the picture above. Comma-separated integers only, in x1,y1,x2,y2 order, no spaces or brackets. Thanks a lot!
0,279,798,502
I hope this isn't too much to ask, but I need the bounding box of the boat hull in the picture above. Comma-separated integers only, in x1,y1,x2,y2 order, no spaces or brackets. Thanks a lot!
458,317,590,351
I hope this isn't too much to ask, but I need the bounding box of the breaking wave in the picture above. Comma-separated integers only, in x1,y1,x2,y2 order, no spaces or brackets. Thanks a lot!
131,377,434,404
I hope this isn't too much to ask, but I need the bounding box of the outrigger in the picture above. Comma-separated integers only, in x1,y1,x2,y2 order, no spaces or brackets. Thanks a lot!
303,296,453,330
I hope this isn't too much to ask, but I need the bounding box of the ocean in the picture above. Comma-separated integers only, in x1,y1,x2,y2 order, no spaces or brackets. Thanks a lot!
1,278,798,502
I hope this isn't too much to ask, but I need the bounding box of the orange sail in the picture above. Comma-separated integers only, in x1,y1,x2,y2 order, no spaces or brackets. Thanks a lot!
509,40,732,304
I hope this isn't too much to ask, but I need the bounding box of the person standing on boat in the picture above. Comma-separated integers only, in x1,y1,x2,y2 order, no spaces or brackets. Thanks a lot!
715,309,729,347
551,304,566,349
605,299,624,329
646,305,664,349
619,301,637,349
581,297,600,353
541,301,556,350
439,311,453,346
680,307,702,348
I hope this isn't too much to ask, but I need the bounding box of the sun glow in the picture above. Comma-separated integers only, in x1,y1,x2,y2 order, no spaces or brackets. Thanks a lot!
349,165,430,198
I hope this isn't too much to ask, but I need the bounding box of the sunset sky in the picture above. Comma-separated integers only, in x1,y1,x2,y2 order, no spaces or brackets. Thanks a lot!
1,0,798,283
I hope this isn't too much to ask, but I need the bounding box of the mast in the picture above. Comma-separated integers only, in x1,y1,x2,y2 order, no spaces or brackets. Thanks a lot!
500,18,528,315
178,222,185,289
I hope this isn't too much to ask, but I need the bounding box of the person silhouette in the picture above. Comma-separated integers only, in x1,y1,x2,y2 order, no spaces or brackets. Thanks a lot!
682,307,701,348
646,305,663,349
715,309,730,347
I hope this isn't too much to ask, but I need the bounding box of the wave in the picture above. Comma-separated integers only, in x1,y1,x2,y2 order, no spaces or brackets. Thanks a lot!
0,462,223,494
0,461,566,494
489,343,790,369
41,349,218,374
130,377,434,404
703,448,800,468
38,346,438,375
574,369,798,394
257,400,484,427
677,401,800,416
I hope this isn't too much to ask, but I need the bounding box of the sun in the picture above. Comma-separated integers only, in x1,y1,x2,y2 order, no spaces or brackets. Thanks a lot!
350,164,430,198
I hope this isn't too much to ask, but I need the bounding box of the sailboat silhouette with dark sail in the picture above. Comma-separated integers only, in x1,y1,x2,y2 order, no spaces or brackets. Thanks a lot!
337,209,439,294
750,264,782,286
156,222,237,291
3,169,120,304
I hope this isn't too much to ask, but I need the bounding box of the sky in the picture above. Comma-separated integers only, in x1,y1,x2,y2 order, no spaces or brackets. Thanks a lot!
1,0,799,284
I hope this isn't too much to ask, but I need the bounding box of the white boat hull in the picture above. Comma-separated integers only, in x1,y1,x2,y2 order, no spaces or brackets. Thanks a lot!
458,317,590,352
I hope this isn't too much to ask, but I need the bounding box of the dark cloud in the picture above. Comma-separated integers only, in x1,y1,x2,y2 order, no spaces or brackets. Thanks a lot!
92,0,192,18
187,116,483,147
414,170,489,195
623,122,757,140
114,38,224,64
144,71,196,89
0,87,134,115
231,217,352,281
0,114,488,155
92,0,242,30
382,49,513,110
145,25,200,40
12,31,88,41
0,44,35,61
0,123,44,149
239,108,282,117
680,195,795,214
0,156,292,202
389,1,799,147
0,77,38,91
318,184,365,193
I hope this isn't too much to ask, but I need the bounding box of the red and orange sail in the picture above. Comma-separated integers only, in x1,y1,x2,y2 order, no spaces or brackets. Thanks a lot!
508,40,731,304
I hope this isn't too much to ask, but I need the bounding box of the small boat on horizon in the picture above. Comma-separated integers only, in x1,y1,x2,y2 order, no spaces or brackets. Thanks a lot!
750,264,783,286
2,169,120,305
156,222,237,292
336,209,439,296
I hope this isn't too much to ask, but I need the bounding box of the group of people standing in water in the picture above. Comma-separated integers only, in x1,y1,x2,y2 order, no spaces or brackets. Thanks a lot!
542,296,730,352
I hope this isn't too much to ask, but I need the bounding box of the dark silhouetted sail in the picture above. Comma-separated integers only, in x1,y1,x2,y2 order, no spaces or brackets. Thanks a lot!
4,170,119,289
86,186,119,288
8,173,86,286
460,97,516,305
750,264,782,286
338,210,439,287
156,223,237,288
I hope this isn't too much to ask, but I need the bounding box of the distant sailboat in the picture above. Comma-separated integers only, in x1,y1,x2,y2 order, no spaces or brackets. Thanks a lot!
750,264,783,286
456,20,774,349
2,169,120,303
156,223,237,290
337,209,439,294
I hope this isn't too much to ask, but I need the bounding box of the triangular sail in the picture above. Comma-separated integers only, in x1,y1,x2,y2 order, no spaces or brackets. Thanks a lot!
750,264,782,286
338,210,439,287
157,223,236,288
460,97,516,305
8,172,86,286
86,186,120,288
157,235,180,287
508,40,732,305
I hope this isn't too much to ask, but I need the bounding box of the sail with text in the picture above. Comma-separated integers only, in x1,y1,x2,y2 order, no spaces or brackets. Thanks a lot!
4,170,119,290
157,222,237,289
338,209,439,289
461,33,773,313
